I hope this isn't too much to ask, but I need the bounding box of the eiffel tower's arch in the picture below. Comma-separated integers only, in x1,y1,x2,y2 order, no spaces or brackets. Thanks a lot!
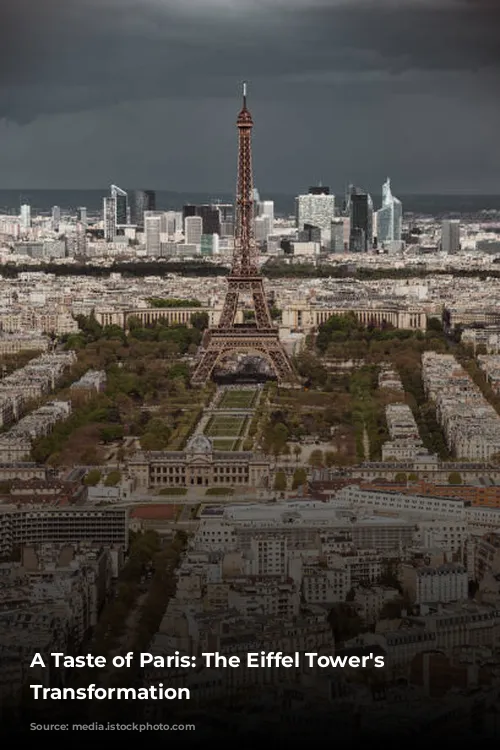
194,339,293,383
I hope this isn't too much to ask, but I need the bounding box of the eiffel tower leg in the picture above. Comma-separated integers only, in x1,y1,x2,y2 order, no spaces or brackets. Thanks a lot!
219,290,239,328
252,282,272,328
265,345,295,381
191,347,220,385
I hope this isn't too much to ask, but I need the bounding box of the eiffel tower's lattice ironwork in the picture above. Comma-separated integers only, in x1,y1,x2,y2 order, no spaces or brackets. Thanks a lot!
192,83,296,385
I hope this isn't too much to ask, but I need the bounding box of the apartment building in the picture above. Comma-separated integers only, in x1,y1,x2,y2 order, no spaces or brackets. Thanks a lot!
335,485,469,520
302,565,351,604
143,608,333,710
408,602,500,651
0,506,129,557
402,563,468,604
422,352,500,460
0,543,116,704
196,501,415,555
0,351,76,405
474,532,500,581
70,369,107,392
378,366,404,392
0,401,71,461
477,354,500,394
0,334,49,356
227,578,300,618
353,585,400,625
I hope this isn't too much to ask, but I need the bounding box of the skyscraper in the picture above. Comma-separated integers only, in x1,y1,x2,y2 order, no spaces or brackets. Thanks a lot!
162,211,179,238
76,207,87,226
215,203,234,237
75,222,87,256
182,205,197,227
309,185,330,195
376,178,402,246
20,204,31,231
260,201,274,231
130,190,156,229
110,185,128,225
51,206,61,232
216,203,234,223
349,187,373,252
144,213,162,256
103,197,116,241
197,205,221,235
295,190,335,243
330,220,345,253
185,216,203,245
441,220,460,254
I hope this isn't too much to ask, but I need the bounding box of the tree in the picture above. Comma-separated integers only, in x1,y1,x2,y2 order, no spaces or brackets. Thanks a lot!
272,422,289,449
292,467,307,490
427,317,443,333
104,471,121,486
190,311,209,331
448,471,462,485
309,449,324,468
327,604,364,643
100,425,124,443
274,471,287,492
324,450,337,468
272,445,282,463
84,469,101,486
293,445,302,462
140,418,172,451
379,595,411,620
395,472,407,482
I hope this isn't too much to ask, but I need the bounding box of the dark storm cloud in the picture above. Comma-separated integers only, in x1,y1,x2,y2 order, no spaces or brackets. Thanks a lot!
0,0,499,122
0,0,499,192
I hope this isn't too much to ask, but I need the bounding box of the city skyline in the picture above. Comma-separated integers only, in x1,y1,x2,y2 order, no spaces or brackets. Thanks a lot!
2,3,500,736
0,1,499,192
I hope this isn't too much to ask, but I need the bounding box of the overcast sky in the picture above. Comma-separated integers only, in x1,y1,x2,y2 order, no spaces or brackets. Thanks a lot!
0,0,499,193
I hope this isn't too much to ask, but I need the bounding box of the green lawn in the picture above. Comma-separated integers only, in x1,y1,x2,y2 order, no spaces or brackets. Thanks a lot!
158,487,187,496
212,439,238,451
206,487,234,496
218,389,258,409
205,415,247,438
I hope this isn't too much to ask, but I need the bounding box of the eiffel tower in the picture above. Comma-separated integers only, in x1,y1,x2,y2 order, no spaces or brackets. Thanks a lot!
191,83,296,385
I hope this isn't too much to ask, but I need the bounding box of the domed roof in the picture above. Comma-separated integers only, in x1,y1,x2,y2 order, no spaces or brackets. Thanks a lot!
187,435,213,454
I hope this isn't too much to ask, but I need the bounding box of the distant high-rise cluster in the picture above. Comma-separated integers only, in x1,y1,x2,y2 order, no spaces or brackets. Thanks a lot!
182,203,222,236
293,178,404,254
103,185,156,240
